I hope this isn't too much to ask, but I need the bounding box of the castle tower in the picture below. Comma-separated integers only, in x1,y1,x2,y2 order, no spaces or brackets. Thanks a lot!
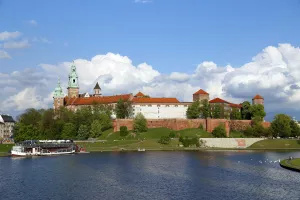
67,62,79,98
94,82,101,97
53,78,64,110
193,89,209,102
252,94,264,105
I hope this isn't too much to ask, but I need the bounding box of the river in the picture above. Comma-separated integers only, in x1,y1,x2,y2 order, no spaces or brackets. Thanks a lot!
0,151,299,200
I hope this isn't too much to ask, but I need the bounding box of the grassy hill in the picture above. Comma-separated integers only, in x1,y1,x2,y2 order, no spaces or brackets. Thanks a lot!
249,139,300,149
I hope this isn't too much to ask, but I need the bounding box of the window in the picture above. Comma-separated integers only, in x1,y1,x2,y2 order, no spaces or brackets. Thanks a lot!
175,105,178,107
157,105,160,107
148,105,152,107
184,105,188,107
166,105,170,107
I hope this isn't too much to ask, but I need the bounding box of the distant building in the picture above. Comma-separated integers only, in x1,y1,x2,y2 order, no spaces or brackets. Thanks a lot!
0,114,15,138
53,63,264,119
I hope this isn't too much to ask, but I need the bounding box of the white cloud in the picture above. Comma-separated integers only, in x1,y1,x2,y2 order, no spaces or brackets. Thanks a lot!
2,43,300,120
134,0,152,3
0,31,22,41
0,50,11,59
3,40,30,49
28,20,37,26
32,37,51,44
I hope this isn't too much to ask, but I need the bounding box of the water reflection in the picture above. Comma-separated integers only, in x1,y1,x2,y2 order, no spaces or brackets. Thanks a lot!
0,151,300,200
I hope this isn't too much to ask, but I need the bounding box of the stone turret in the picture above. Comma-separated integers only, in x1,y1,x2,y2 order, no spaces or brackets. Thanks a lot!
193,89,209,102
67,62,79,98
94,82,101,97
252,94,264,105
53,78,64,110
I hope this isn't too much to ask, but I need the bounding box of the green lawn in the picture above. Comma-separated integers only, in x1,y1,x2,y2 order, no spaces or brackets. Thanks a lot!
0,144,13,152
280,158,300,170
229,131,246,138
97,128,114,140
249,139,300,149
177,128,213,138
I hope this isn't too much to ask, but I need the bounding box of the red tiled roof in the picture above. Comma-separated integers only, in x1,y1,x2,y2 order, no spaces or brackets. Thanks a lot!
253,94,264,100
209,98,230,104
229,103,242,108
134,92,145,97
132,97,179,103
193,89,209,95
64,94,132,105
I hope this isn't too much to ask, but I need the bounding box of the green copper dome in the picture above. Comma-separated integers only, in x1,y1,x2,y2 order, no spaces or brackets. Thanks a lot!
53,78,64,98
68,63,79,88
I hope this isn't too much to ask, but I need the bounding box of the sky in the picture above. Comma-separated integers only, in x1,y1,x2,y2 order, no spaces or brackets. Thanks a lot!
1,0,300,120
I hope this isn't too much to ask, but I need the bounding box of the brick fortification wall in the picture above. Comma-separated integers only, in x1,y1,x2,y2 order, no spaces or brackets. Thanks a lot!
113,118,271,137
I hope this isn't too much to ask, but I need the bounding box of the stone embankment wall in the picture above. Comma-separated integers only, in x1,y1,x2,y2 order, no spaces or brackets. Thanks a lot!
201,138,265,148
113,118,271,137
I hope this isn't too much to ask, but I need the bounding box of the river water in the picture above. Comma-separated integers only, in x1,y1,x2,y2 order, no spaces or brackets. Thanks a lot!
0,151,299,200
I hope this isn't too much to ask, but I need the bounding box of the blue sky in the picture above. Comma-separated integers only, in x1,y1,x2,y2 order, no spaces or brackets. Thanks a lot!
1,0,300,120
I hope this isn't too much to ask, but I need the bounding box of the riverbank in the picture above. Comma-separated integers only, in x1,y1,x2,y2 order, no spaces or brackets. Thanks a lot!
280,158,300,172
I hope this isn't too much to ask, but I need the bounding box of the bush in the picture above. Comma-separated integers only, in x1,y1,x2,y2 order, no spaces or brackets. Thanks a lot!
212,125,227,138
199,124,204,130
158,136,171,145
120,126,129,137
169,131,176,138
179,136,200,147
133,113,148,133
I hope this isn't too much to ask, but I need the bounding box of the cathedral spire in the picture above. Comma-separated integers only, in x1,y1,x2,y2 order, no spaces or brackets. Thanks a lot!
67,63,79,98
53,77,64,98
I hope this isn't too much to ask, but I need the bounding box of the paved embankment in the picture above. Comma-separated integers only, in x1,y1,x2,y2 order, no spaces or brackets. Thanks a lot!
201,138,265,148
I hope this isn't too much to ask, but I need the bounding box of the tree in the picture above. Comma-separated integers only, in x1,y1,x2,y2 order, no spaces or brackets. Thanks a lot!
115,99,133,119
77,125,90,140
158,136,171,144
99,113,112,131
241,101,252,120
271,114,292,138
133,113,147,133
18,108,43,127
250,104,266,121
13,124,40,142
120,126,129,136
290,120,300,137
230,108,241,120
200,99,211,119
61,123,76,139
212,125,227,138
90,120,102,138
212,104,222,119
186,100,201,119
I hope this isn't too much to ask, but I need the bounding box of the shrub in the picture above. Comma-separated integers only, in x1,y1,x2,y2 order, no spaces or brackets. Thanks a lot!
179,136,200,147
169,131,176,138
158,136,171,145
133,113,148,133
212,125,227,138
199,124,204,130
120,126,129,137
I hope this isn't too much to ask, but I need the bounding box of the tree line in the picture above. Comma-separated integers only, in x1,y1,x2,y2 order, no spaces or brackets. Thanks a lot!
186,99,266,121
14,99,133,142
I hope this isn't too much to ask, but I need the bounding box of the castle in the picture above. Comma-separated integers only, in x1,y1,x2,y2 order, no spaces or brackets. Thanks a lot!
53,64,264,119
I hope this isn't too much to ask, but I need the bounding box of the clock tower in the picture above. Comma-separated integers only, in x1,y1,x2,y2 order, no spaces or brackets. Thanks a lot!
67,62,79,98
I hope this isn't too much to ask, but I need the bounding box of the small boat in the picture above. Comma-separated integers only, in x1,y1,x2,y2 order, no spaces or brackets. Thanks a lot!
137,148,145,152
11,140,76,157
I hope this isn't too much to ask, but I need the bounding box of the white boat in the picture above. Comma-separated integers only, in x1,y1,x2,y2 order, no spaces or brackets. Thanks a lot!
137,148,145,152
11,140,76,157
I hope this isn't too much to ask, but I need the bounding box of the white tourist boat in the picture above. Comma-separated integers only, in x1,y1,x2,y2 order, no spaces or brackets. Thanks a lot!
11,140,76,156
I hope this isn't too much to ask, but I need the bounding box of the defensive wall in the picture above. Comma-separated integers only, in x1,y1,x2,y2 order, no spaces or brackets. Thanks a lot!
113,118,271,137
201,138,265,148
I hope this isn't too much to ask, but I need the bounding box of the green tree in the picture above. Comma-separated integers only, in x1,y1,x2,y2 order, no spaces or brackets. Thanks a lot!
99,113,112,131
133,113,148,133
120,126,129,137
212,104,222,119
158,136,171,144
77,125,90,140
290,120,300,137
115,99,133,119
61,123,76,139
14,124,40,142
250,104,266,121
200,99,211,118
271,114,292,138
18,108,43,127
90,120,102,138
230,108,241,120
212,125,227,138
241,101,252,120
186,101,201,119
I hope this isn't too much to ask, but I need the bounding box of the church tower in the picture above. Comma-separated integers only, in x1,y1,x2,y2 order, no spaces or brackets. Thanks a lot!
53,78,64,110
67,63,79,98
94,82,101,97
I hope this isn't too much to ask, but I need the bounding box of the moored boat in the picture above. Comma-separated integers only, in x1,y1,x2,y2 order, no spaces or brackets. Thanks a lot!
11,140,76,156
